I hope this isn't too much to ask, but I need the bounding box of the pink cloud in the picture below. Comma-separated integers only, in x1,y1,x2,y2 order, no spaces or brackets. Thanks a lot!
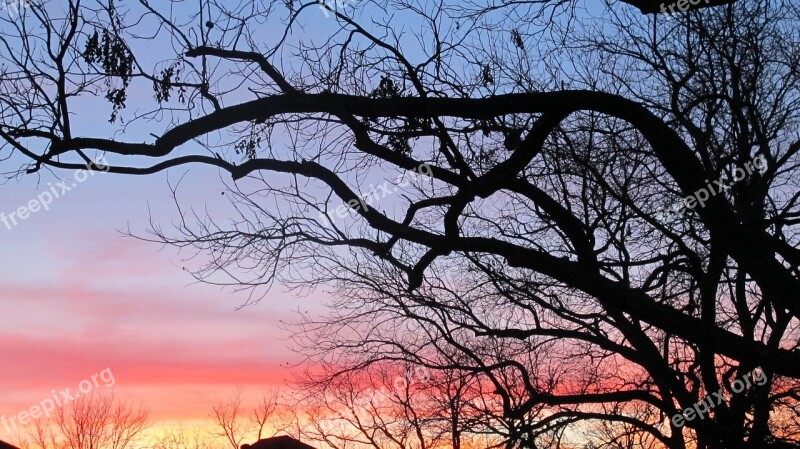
0,235,327,439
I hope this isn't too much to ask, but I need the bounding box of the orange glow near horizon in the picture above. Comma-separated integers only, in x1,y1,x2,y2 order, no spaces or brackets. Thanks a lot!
0,219,324,444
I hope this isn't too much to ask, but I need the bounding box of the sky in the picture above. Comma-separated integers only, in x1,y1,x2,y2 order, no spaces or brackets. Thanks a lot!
0,0,437,440
2,1,796,448
0,156,326,442
0,0,609,445
0,0,419,441
0,1,349,441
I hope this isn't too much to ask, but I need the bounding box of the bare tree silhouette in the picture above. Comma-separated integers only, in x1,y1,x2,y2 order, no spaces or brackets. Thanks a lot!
152,424,220,449
17,393,148,449
212,388,285,449
1,0,799,448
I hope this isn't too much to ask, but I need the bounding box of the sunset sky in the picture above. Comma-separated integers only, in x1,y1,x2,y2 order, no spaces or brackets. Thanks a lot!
0,2,361,442
0,0,592,443
4,1,785,448
0,159,326,441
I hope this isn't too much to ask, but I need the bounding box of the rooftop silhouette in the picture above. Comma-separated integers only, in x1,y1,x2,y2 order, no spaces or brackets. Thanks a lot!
241,436,317,449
